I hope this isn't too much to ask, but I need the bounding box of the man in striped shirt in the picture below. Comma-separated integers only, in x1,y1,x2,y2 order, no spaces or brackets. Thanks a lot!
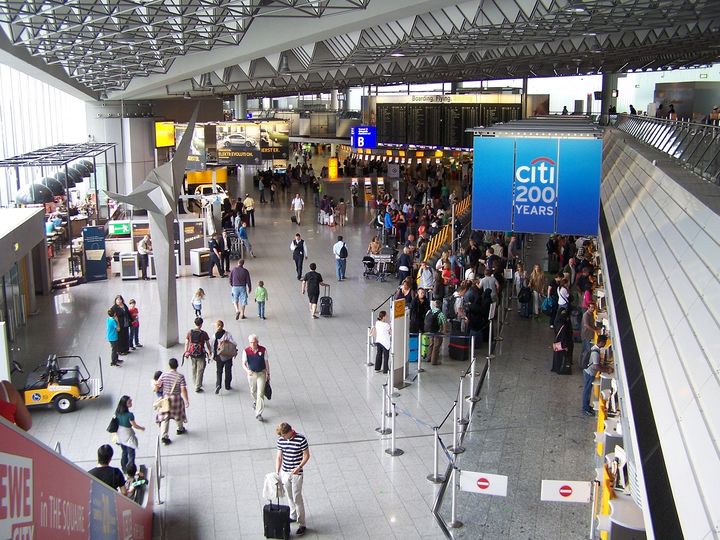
275,422,310,536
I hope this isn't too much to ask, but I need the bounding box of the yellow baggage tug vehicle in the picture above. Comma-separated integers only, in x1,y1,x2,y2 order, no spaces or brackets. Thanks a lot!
21,354,103,413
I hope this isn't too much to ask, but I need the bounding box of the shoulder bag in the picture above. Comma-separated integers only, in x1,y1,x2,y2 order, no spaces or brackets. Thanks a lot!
552,326,566,352
153,376,178,413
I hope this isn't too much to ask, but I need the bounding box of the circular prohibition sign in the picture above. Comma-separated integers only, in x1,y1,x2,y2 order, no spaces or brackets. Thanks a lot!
476,477,491,490
559,485,573,498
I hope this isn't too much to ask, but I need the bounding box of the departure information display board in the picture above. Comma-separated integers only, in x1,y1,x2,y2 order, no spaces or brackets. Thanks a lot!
377,103,521,147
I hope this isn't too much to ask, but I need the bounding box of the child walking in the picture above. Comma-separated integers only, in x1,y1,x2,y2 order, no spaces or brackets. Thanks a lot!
191,288,206,317
128,299,142,349
255,281,268,320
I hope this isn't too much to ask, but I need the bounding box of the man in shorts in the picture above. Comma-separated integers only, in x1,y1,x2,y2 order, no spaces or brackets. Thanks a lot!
229,259,252,320
301,263,326,319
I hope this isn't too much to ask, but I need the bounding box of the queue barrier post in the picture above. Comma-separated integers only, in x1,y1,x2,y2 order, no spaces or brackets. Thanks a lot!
466,336,481,404
457,375,468,427
387,351,400,397
447,466,463,529
155,435,164,505
376,384,391,435
426,426,446,484
487,320,495,360
417,332,425,373
385,402,404,457
449,401,465,454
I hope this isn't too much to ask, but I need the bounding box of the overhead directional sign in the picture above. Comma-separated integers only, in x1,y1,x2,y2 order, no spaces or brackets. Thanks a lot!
351,126,377,149
459,470,508,497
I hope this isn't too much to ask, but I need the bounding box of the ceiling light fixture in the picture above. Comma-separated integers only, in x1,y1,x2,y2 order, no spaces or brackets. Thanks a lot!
390,52,405,57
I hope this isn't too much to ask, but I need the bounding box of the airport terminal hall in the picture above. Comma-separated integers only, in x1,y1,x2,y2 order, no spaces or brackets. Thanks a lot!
2,1,720,539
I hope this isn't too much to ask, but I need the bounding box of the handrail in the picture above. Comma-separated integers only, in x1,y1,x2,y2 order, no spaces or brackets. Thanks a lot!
422,195,472,263
613,114,720,185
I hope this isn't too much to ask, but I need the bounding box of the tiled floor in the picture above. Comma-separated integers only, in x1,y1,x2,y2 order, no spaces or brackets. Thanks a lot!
12,191,594,539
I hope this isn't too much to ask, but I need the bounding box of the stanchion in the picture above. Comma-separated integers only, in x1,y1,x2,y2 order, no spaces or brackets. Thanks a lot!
447,466,463,529
417,332,425,373
457,375,468,426
388,352,400,397
155,435,164,505
466,336,481,403
385,402,404,456
448,401,465,454
366,325,374,366
426,426,446,483
487,320,495,360
376,384,391,435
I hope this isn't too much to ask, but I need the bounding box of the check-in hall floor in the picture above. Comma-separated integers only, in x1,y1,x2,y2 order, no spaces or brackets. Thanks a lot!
12,190,594,539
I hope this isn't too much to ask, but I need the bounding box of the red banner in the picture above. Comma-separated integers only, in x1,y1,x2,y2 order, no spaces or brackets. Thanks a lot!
0,418,153,540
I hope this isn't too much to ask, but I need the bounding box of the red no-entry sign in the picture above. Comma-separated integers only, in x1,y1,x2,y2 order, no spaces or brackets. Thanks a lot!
477,477,490,490
541,480,591,503
460,471,508,496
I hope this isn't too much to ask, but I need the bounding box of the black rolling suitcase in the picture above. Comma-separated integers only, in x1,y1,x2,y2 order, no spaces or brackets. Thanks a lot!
518,286,532,318
448,320,469,361
263,501,290,539
320,284,333,317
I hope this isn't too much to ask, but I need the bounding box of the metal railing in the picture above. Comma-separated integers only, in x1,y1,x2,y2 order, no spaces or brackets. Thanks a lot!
613,114,720,185
423,195,472,263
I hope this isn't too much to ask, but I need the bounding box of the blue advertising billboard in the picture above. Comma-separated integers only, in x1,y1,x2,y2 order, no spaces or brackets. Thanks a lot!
472,137,602,235
351,126,377,149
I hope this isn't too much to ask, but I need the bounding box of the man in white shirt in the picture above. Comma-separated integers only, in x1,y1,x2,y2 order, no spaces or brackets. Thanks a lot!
137,235,152,280
290,233,308,280
290,193,304,225
332,235,348,281
243,194,256,227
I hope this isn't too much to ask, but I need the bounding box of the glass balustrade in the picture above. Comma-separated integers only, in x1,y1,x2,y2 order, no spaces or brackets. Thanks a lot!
614,115,720,185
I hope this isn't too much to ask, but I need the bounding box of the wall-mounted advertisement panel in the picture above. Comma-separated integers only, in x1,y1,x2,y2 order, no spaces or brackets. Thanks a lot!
175,124,206,170
259,121,290,159
155,121,176,148
217,122,262,165
472,137,601,236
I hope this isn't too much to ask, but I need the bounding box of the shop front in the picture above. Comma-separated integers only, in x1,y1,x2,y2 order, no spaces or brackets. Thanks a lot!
0,207,51,342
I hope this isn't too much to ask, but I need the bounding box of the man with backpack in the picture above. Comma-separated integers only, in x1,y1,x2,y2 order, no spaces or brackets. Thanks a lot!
582,334,610,416
332,235,348,281
184,317,212,393
424,300,448,365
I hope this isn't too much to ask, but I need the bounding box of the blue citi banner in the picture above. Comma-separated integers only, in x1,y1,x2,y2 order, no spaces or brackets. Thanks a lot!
472,137,602,235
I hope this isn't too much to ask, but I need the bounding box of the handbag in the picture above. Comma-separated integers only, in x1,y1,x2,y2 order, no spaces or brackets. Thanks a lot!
107,416,119,433
153,376,178,412
264,381,272,401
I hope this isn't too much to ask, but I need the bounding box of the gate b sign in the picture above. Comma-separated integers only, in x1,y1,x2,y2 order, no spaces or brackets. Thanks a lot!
351,126,377,149
472,137,602,235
